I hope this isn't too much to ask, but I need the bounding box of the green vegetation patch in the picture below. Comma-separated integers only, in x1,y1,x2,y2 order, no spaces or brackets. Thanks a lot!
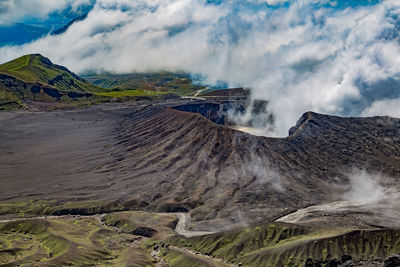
0,219,69,265
168,223,400,266
0,89,24,110
0,54,102,93
0,55,30,73
96,89,168,98
84,72,205,96
0,200,56,217
0,217,153,266
50,200,127,216
103,211,178,239
0,54,114,111
0,54,205,110
162,248,211,267
169,223,310,264
0,200,130,218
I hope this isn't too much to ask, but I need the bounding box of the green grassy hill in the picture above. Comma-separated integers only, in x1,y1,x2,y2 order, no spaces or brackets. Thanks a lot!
0,54,105,110
0,54,101,93
0,55,205,110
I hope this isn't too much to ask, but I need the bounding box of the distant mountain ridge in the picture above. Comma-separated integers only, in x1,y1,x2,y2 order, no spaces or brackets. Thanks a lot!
51,14,88,35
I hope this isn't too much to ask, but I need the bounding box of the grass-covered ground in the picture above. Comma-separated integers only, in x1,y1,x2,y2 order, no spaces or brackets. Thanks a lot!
0,89,24,110
95,89,168,98
0,217,154,266
0,54,111,110
84,72,205,96
103,212,178,240
1,205,400,266
0,199,153,218
0,54,101,93
167,223,400,266
0,211,226,266
161,248,230,267
0,54,205,111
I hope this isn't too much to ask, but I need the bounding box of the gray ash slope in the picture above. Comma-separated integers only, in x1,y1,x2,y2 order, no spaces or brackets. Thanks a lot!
109,106,400,227
0,101,400,229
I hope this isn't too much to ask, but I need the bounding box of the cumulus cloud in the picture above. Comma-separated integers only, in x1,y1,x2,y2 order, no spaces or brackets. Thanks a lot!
362,97,400,117
258,0,289,5
0,0,92,24
1,0,400,135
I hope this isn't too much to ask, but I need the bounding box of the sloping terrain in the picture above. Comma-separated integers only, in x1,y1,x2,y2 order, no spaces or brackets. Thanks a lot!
0,55,218,111
106,107,400,228
0,54,101,93
200,87,250,99
51,14,88,35
0,212,175,266
167,222,400,266
1,101,399,231
0,54,105,110
1,101,400,266
83,72,205,96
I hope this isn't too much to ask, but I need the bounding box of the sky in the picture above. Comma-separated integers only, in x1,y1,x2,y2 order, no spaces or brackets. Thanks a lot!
0,0,93,23
0,0,400,136
0,0,94,45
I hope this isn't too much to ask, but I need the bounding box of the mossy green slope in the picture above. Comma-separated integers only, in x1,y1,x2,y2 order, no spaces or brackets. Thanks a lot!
0,217,154,266
168,223,400,266
103,212,178,239
0,54,106,110
84,72,205,96
0,88,24,110
161,248,228,267
0,54,101,93
0,199,164,218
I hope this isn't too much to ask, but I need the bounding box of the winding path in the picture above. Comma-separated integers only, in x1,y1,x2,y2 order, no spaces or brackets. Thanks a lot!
174,213,215,237
276,197,400,229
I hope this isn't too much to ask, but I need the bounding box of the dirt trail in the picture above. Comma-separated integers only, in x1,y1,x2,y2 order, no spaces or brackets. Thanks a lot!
194,89,208,97
276,201,355,223
174,213,215,237
276,198,400,228
179,88,207,100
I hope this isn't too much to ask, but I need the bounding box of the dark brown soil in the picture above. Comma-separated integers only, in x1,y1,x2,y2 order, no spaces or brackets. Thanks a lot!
1,101,400,230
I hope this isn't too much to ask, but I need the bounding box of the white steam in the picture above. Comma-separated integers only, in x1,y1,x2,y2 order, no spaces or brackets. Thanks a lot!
278,170,400,227
1,0,400,135
246,154,284,191
343,170,387,204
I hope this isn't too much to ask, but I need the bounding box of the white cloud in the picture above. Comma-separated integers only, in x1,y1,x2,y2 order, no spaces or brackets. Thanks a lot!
260,0,289,5
71,0,92,12
362,98,400,118
0,0,92,24
1,0,400,135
